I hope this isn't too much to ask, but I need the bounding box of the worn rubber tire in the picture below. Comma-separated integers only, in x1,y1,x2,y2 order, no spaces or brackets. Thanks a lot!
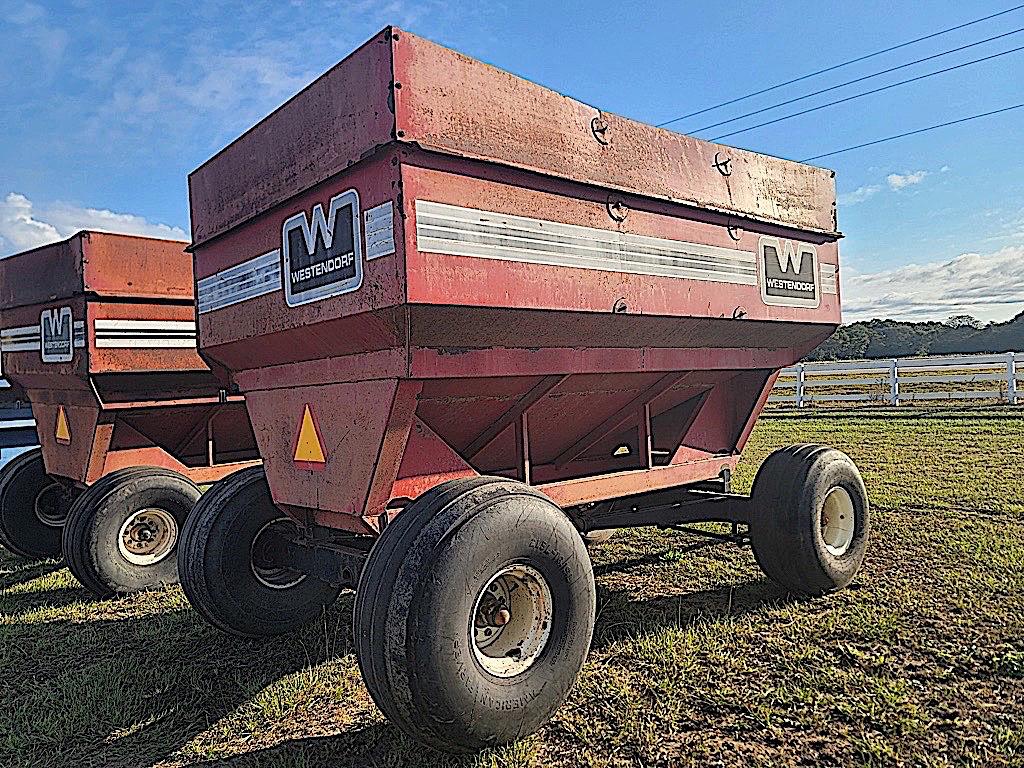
63,466,200,598
0,449,79,559
750,444,870,596
177,466,341,638
354,476,596,754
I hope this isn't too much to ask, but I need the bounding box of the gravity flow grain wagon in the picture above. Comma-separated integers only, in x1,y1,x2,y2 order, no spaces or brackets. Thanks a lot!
0,232,259,596
181,28,869,753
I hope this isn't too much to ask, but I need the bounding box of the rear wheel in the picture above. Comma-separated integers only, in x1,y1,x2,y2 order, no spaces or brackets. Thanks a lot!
354,477,596,754
63,467,199,597
750,444,870,596
0,449,80,559
177,466,341,637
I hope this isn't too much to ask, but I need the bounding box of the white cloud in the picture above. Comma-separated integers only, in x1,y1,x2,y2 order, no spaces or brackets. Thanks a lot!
841,245,1024,323
886,170,929,191
0,192,186,256
837,184,882,206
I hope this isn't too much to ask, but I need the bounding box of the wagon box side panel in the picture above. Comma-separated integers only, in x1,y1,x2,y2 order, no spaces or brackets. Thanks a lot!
187,28,399,247
194,150,407,374
81,232,193,300
400,159,841,327
0,235,84,311
392,30,837,235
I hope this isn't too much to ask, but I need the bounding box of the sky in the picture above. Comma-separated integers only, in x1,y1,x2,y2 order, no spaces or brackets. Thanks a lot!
1,0,1022,324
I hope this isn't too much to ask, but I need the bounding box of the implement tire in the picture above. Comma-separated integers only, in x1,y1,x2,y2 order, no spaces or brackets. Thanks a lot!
0,449,79,559
177,466,341,638
63,466,199,598
354,476,596,754
750,444,870,596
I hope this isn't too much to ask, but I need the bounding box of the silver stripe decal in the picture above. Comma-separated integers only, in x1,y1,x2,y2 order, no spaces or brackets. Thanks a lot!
94,318,197,349
415,201,758,285
2,323,84,352
820,263,838,295
197,249,282,314
95,338,197,349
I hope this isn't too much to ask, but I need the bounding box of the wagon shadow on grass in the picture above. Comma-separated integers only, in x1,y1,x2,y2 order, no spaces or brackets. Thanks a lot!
0,590,356,768
0,550,798,768
175,577,798,768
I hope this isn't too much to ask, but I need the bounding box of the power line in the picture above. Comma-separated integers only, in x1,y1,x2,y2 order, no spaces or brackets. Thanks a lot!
656,4,1024,128
689,26,1024,135
800,102,1024,162
709,44,1024,141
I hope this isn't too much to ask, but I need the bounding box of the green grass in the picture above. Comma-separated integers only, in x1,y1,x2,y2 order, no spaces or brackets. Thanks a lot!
1,410,1023,767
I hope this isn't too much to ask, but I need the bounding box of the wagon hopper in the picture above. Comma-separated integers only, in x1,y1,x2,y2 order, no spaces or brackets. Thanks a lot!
185,28,870,753
0,232,259,596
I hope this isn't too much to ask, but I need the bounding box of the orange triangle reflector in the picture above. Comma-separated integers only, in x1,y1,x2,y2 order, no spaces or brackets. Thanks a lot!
293,405,326,464
55,406,71,444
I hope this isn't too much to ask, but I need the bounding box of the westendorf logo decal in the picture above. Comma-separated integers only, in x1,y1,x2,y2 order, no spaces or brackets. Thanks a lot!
40,306,74,363
759,236,820,309
281,189,362,307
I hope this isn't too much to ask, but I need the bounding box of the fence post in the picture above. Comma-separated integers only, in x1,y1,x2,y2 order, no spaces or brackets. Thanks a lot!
1008,351,1018,405
796,363,806,408
888,358,900,406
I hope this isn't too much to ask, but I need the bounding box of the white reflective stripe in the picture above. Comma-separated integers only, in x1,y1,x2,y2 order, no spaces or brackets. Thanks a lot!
0,341,41,352
93,318,196,348
820,263,838,295
94,319,196,331
1,324,41,352
415,200,757,285
197,249,282,314
95,337,197,348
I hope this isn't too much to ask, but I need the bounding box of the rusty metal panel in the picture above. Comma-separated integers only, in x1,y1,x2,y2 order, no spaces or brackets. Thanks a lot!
81,232,192,299
188,29,398,247
392,30,837,235
0,235,84,309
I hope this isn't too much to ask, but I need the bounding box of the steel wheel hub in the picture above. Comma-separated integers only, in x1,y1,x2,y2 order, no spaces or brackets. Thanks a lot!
34,483,68,528
820,486,855,556
471,563,553,678
250,517,307,590
118,507,178,566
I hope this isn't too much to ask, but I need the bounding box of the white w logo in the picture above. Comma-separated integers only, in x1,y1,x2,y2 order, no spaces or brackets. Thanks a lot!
283,194,350,257
775,241,804,274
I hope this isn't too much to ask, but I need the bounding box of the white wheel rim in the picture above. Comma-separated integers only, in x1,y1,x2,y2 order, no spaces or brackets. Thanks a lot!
117,508,178,566
471,563,553,678
250,517,307,590
820,486,856,557
34,483,67,528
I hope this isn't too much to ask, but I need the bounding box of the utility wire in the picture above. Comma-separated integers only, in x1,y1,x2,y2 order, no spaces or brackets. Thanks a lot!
801,102,1024,161
709,44,1024,141
656,3,1024,127
690,26,1024,134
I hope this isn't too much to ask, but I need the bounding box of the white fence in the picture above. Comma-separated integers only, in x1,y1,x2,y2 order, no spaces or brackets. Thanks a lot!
770,351,1023,407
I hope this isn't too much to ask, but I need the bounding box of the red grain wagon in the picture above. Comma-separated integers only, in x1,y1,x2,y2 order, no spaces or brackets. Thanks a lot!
183,28,869,752
0,232,259,596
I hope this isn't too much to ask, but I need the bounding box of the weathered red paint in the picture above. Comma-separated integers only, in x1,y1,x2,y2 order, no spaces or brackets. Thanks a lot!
189,28,841,535
0,231,259,487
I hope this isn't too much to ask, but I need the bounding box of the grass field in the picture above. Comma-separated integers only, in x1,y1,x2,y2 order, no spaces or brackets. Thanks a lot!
1,410,1023,767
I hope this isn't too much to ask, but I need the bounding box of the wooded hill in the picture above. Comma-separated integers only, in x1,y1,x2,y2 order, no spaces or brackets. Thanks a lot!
807,311,1024,361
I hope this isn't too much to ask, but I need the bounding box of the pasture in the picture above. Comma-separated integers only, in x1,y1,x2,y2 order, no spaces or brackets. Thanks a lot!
1,409,1022,767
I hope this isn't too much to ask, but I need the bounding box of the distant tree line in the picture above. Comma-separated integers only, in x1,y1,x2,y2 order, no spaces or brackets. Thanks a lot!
806,311,1024,361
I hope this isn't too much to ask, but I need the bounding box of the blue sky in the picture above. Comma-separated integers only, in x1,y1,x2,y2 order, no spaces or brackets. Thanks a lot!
1,0,1022,322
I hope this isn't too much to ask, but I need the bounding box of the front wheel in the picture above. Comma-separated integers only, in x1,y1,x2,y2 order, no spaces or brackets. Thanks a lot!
353,477,596,754
0,449,80,559
63,467,200,598
177,466,341,637
750,444,870,596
